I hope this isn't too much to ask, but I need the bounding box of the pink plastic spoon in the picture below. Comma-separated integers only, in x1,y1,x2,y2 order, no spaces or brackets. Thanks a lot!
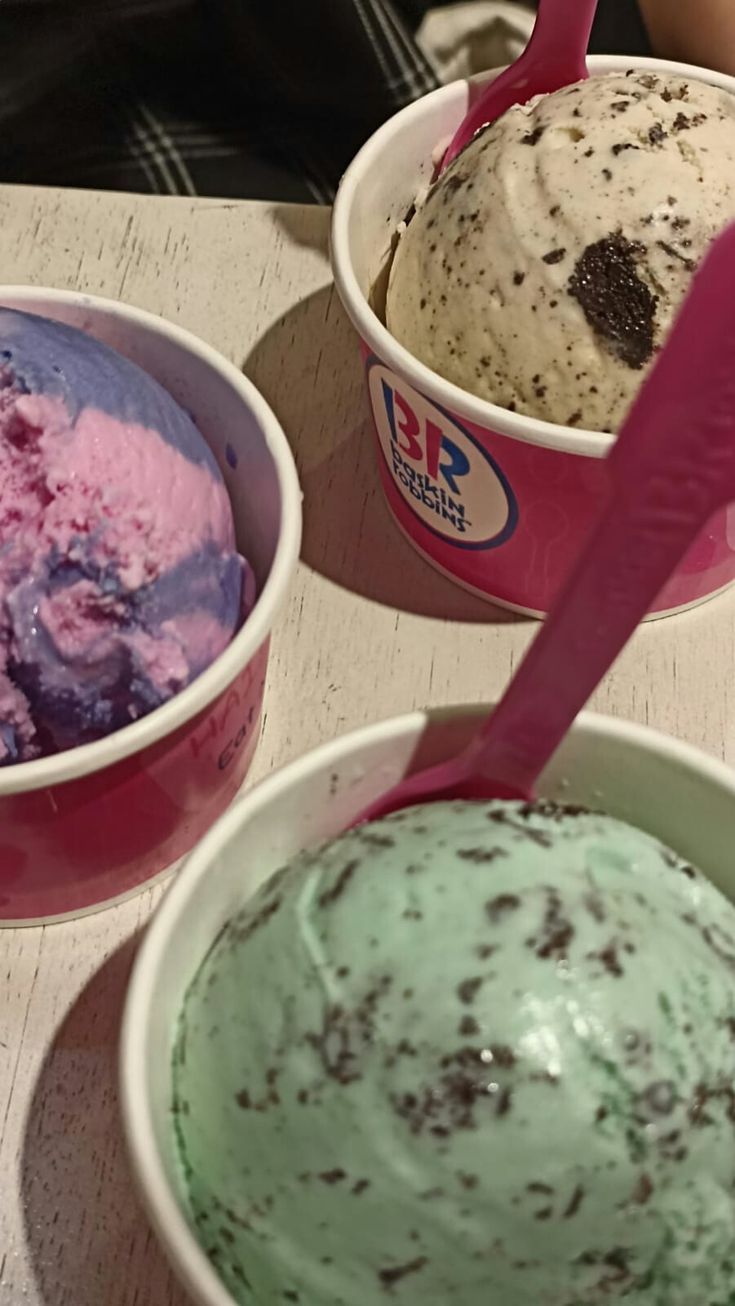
359,220,735,822
441,0,599,171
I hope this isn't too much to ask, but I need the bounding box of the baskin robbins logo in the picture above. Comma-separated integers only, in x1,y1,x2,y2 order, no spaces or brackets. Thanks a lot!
367,360,518,550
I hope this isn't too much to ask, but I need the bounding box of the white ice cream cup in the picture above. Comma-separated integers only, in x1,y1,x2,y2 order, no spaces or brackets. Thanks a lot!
331,56,735,618
0,287,301,924
121,703,735,1306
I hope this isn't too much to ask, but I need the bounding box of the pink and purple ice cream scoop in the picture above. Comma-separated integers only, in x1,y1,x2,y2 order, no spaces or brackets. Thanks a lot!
0,307,251,765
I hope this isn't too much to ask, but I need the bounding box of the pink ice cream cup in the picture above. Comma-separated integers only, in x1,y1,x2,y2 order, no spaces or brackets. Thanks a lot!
0,288,301,925
331,55,735,618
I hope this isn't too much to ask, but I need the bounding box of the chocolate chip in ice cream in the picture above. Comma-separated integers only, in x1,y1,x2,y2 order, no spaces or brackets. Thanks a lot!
457,977,483,1004
672,112,707,132
378,1257,429,1289
657,240,696,271
568,234,658,369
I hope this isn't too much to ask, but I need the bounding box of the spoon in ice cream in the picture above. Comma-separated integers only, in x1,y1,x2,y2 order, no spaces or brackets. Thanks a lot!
441,0,599,171
359,220,735,821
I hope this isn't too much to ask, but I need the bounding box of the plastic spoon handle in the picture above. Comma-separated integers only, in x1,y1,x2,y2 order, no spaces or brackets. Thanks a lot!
523,0,599,68
462,220,735,795
441,0,599,170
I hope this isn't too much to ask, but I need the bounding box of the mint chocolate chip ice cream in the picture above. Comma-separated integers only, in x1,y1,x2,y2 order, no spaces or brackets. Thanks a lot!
386,70,735,432
172,799,735,1305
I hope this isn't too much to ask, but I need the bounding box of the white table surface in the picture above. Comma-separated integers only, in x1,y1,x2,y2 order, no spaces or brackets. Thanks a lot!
0,183,734,1305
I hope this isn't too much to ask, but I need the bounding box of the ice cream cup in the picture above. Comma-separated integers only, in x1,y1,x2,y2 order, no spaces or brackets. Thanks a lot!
121,703,735,1306
331,55,735,618
0,287,301,925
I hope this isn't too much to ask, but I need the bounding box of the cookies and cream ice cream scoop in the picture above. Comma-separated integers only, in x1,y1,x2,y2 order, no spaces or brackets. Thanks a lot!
387,70,735,432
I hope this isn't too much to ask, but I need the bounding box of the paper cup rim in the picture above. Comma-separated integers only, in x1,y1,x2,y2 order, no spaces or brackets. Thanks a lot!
0,286,302,796
331,54,735,459
120,703,735,1306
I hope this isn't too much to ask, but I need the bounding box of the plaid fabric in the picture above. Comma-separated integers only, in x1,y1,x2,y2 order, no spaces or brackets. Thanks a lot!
0,0,649,203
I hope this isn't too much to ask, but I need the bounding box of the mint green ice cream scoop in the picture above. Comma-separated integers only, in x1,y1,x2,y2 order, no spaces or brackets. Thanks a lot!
172,800,735,1305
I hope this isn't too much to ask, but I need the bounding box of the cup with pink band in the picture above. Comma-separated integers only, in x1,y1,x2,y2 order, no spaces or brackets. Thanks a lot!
331,55,735,617
0,288,300,924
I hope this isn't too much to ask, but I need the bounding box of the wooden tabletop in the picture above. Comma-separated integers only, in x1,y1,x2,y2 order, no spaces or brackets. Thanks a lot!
0,183,734,1305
